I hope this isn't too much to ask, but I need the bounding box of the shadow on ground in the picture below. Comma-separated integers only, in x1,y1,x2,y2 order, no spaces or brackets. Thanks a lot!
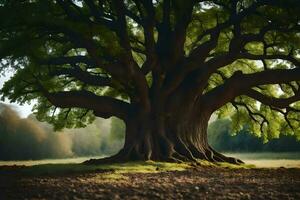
0,161,299,199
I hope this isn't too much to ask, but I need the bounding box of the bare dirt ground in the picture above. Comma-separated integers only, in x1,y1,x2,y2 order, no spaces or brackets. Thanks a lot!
0,165,300,200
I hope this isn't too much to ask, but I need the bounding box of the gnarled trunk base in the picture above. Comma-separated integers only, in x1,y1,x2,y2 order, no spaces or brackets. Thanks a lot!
83,146,243,165
84,145,244,165
83,117,243,165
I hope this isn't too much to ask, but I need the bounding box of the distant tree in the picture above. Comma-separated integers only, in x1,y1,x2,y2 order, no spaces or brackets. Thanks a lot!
1,0,300,164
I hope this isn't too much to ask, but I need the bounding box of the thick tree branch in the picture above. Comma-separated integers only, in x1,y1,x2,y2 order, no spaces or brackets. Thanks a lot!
42,56,96,66
57,0,116,30
238,52,300,67
172,1,195,62
113,0,133,55
56,0,87,22
129,0,157,75
204,68,300,112
50,66,112,87
44,90,131,120
245,89,300,109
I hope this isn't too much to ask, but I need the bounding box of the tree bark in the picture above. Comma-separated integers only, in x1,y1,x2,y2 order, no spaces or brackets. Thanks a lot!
84,98,243,165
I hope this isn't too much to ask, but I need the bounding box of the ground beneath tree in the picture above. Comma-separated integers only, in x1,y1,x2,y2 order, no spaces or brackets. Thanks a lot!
0,164,299,200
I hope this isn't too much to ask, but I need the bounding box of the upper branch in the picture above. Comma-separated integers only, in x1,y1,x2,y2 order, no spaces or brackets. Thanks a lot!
133,0,157,74
162,0,262,95
185,0,299,74
83,0,117,30
172,0,195,61
113,0,133,56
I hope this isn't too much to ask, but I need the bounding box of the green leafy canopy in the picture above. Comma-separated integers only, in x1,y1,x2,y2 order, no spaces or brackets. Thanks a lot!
0,0,300,142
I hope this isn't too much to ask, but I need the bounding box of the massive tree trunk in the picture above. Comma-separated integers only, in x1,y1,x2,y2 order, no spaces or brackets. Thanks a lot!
85,93,243,165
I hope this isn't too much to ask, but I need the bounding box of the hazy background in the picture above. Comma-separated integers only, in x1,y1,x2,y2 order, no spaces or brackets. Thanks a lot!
0,102,300,161
0,103,124,160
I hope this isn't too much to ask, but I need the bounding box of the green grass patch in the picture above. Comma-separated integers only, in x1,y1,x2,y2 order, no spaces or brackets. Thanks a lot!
99,173,128,182
216,162,256,169
0,161,192,176
105,161,192,173
196,159,256,169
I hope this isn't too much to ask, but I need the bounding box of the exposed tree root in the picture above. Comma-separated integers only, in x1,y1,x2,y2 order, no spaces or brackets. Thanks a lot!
209,147,244,164
83,151,124,165
83,145,244,165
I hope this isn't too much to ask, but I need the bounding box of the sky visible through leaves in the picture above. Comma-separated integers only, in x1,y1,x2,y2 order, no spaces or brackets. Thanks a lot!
0,72,32,117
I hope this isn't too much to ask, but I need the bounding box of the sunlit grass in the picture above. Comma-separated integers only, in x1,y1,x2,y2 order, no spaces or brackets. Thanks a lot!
106,161,192,173
0,161,192,176
197,159,256,169
216,162,256,169
99,173,128,182
4,155,297,178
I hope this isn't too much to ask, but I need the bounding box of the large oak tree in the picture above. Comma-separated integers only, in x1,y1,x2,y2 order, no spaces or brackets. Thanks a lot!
1,0,300,164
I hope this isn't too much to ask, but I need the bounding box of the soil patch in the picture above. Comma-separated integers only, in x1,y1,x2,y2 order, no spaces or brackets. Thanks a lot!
0,164,299,199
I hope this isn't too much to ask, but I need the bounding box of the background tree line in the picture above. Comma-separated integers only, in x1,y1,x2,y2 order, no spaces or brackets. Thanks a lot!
208,119,300,152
